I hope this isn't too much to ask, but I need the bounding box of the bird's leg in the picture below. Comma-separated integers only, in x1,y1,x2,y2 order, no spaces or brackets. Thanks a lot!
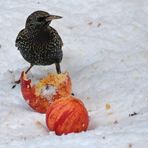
55,63,61,74
13,64,33,86
25,64,33,74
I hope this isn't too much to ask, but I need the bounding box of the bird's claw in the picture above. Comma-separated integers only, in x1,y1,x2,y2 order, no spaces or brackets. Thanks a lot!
12,79,20,89
14,79,20,84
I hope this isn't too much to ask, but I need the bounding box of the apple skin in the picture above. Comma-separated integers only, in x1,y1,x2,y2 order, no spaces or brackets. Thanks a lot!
20,71,72,113
46,96,89,135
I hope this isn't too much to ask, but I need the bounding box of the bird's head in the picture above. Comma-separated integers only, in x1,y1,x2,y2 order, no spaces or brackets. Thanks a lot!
25,10,62,30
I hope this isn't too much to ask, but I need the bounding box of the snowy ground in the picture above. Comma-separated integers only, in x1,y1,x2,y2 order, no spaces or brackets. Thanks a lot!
0,0,148,147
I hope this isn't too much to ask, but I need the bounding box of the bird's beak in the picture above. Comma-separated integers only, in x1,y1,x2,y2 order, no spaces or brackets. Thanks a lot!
46,15,62,21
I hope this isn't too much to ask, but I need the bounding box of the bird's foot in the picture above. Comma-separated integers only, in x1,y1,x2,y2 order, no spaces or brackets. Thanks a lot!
12,79,20,89
15,79,20,84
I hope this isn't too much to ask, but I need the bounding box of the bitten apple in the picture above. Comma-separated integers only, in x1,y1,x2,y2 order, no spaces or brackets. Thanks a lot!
20,71,72,113
46,96,89,135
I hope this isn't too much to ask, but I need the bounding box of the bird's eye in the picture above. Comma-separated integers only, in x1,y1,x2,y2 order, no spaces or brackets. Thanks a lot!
37,17,45,22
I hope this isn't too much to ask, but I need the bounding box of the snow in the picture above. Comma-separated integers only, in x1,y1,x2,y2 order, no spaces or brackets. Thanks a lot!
0,0,148,147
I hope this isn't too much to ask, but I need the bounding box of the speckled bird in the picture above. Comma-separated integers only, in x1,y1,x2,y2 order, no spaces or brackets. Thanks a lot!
15,10,63,75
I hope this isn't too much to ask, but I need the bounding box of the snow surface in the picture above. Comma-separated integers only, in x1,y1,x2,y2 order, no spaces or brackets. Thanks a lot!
0,0,148,147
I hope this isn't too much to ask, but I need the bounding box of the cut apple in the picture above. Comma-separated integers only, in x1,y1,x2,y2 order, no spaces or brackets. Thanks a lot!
20,71,72,113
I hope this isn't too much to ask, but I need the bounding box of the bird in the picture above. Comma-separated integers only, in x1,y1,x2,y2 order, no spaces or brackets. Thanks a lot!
15,10,63,83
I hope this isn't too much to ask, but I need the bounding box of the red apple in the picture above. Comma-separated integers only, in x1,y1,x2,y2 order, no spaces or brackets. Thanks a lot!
20,71,72,113
46,96,89,135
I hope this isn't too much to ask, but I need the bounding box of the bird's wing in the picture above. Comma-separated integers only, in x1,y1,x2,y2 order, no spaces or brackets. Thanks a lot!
49,27,63,47
15,29,26,48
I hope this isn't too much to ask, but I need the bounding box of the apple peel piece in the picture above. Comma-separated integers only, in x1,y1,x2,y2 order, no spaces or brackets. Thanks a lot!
20,71,72,113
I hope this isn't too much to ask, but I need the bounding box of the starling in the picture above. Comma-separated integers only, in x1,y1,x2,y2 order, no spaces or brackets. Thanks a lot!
15,10,63,80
